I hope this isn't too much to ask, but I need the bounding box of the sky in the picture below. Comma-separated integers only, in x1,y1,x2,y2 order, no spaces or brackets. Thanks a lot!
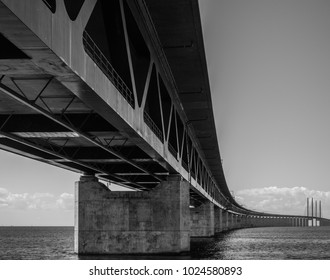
199,0,330,218
1,0,330,225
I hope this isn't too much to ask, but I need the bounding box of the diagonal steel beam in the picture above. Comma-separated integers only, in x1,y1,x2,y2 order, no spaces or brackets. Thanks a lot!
0,130,147,191
0,82,162,182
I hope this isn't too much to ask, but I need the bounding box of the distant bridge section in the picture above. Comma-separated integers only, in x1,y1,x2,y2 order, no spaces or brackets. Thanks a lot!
0,0,329,255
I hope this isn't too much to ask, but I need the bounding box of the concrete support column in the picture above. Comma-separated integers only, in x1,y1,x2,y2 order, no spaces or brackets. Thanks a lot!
283,218,287,226
248,216,253,227
268,217,272,227
247,215,250,227
276,217,280,226
256,217,261,227
246,215,250,227
287,218,291,227
231,213,235,228
236,215,240,228
282,218,286,226
227,213,231,229
74,175,190,255
214,207,222,233
249,216,256,227
241,215,246,227
228,213,233,229
232,215,236,229
264,217,268,227
191,201,214,237
237,215,241,228
250,216,255,227
222,210,228,230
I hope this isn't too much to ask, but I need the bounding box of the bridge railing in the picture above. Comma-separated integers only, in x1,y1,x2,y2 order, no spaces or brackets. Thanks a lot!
82,30,135,108
168,142,177,159
181,160,188,171
143,111,164,142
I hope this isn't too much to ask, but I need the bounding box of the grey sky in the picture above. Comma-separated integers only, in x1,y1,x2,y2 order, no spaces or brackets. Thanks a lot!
1,0,330,225
200,0,330,189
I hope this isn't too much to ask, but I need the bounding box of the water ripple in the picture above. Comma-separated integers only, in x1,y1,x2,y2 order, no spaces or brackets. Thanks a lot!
1,226,330,259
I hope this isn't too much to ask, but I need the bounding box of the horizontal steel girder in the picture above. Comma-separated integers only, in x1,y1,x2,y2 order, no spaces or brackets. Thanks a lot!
0,81,162,182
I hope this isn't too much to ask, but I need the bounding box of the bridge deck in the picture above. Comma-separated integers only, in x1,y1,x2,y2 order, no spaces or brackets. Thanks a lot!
0,0,227,210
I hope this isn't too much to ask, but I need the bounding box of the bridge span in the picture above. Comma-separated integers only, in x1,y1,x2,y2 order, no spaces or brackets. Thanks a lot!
0,0,329,255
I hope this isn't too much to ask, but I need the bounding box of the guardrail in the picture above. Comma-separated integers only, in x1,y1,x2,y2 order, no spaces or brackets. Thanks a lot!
168,142,177,159
182,160,188,171
82,30,135,108
143,111,163,142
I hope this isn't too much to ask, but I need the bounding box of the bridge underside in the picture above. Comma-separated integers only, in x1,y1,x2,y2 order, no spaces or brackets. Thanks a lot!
0,0,222,208
0,4,165,190
0,73,167,190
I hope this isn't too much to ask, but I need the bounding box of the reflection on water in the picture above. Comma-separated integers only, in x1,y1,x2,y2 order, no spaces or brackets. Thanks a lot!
1,226,330,259
190,227,330,259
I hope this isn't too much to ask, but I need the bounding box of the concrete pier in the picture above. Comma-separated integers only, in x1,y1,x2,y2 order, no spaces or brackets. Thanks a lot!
232,215,237,229
236,215,241,228
221,211,229,231
227,213,231,229
73,175,326,256
75,175,190,255
214,207,223,233
190,201,214,237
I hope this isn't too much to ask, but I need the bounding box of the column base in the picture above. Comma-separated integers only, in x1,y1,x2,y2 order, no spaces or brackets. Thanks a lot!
75,175,190,255
190,201,214,237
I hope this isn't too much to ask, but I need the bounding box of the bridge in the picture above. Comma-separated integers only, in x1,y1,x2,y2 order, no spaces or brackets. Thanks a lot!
0,0,329,255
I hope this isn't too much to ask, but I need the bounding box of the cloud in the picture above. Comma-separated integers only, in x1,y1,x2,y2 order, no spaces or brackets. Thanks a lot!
56,193,74,210
0,187,74,211
236,186,330,217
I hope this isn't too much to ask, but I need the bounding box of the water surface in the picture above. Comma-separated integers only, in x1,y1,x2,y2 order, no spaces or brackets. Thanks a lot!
1,226,329,259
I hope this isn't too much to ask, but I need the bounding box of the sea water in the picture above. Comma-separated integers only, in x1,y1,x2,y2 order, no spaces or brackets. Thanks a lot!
1,226,330,260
